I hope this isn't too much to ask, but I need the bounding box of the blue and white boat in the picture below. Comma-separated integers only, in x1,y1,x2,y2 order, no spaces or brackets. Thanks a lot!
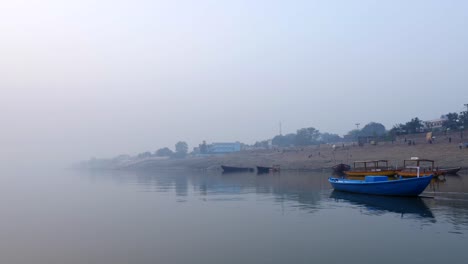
329,167,433,196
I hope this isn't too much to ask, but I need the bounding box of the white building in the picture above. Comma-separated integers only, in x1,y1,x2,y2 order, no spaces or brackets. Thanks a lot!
207,142,241,153
423,117,447,130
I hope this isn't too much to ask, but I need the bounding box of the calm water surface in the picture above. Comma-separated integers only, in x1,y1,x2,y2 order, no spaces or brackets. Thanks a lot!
1,167,467,264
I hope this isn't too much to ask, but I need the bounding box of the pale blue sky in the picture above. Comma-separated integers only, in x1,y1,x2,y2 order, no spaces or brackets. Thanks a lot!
1,0,467,164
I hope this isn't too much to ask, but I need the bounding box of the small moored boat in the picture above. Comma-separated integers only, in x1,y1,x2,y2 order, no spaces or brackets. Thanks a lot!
257,165,280,174
329,167,432,196
257,166,271,174
439,167,461,175
221,165,254,173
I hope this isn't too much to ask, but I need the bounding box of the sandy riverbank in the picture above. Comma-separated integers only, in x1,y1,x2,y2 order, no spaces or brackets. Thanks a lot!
120,136,468,172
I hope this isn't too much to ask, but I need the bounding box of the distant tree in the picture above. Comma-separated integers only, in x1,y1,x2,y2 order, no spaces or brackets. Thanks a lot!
295,127,320,146
239,142,249,150
345,129,361,140
319,132,342,143
404,117,423,134
155,147,173,157
137,151,152,159
272,133,296,147
199,141,208,154
388,124,405,136
459,110,468,127
174,141,188,158
253,140,270,148
112,154,131,163
360,122,386,137
443,112,459,130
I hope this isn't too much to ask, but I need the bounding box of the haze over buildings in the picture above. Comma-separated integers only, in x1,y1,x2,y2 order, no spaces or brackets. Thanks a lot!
1,0,467,165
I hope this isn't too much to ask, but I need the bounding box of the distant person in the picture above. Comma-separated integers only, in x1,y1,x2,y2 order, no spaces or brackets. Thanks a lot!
459,143,463,150
449,137,452,143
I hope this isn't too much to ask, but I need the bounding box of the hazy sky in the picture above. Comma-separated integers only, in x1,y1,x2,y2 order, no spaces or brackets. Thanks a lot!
1,0,467,164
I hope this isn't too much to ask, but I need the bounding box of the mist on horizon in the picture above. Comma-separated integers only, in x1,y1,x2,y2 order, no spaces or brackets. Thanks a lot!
1,0,467,166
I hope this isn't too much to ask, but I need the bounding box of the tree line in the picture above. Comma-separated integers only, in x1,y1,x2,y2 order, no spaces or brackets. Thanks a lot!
257,122,387,148
255,108,468,148
138,141,189,159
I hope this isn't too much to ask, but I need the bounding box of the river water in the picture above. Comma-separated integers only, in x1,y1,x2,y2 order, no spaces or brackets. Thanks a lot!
1,167,467,264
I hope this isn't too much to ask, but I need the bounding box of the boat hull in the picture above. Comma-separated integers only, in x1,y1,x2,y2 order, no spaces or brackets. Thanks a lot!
329,175,433,196
257,166,272,174
221,165,254,173
440,167,461,175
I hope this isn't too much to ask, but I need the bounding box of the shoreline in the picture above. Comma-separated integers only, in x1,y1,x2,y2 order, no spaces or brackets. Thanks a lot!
109,138,468,173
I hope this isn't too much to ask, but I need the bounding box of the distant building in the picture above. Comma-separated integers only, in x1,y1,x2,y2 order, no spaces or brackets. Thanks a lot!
207,142,241,153
197,141,242,154
423,117,447,130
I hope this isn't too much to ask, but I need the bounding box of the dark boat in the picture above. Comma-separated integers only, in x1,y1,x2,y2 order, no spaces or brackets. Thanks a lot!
256,165,280,174
221,165,254,173
439,167,461,175
257,166,271,174
332,163,351,173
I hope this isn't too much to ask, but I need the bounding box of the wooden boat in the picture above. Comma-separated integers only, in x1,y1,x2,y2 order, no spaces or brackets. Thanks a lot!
439,167,461,175
331,163,351,173
329,168,433,196
344,160,398,177
221,165,254,173
256,165,280,174
257,166,271,174
398,158,445,177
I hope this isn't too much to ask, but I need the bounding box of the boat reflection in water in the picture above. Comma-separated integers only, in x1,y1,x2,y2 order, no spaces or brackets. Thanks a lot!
330,191,435,221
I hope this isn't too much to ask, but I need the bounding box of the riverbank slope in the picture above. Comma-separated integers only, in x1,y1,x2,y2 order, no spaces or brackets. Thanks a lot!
120,139,468,172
